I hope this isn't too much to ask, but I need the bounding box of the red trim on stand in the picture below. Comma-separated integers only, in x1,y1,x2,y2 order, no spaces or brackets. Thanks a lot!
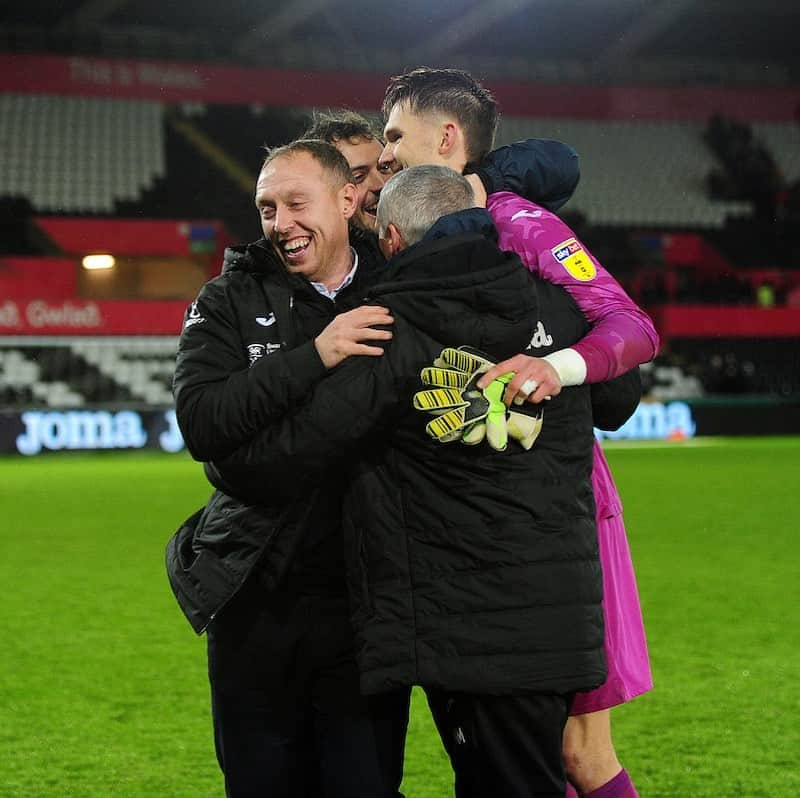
35,217,227,257
2,52,798,121
653,305,800,338
0,257,79,298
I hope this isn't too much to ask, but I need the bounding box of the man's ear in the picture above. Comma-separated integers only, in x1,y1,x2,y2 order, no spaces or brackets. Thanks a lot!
341,182,358,220
381,222,405,258
439,121,459,157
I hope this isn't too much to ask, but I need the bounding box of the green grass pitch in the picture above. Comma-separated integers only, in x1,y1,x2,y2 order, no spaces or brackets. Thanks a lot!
1,437,799,797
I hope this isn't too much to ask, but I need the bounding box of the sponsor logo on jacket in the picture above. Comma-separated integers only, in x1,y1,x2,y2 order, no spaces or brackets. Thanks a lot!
527,321,554,350
247,342,281,365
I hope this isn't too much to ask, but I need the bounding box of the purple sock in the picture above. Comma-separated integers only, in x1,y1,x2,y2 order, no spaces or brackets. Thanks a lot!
583,768,639,798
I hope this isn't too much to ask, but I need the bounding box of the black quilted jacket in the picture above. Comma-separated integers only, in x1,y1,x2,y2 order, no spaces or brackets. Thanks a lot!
213,211,607,696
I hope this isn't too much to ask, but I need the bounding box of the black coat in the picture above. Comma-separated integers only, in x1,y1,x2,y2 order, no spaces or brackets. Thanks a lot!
216,214,607,696
166,237,382,633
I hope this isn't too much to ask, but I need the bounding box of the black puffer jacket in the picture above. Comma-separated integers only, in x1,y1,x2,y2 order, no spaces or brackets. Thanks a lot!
216,211,606,696
166,237,382,633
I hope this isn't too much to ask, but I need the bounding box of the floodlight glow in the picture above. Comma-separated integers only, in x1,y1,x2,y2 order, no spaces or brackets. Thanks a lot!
82,254,115,270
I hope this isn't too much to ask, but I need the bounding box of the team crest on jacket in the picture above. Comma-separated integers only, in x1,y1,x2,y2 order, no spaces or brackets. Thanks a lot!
183,301,206,329
247,342,281,365
552,238,596,282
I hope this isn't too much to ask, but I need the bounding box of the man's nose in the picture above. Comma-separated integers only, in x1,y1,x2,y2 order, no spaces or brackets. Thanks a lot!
378,142,395,169
370,170,387,191
274,207,294,234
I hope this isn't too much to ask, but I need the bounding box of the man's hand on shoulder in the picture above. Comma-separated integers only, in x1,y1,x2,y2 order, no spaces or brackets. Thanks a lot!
478,354,562,405
315,305,394,369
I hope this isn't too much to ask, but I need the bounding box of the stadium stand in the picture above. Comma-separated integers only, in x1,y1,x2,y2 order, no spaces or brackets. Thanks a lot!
0,337,177,409
498,116,757,228
1,62,798,422
640,360,705,401
3,94,798,235
3,330,795,412
0,94,164,214
121,103,308,241
668,338,800,397
754,122,800,185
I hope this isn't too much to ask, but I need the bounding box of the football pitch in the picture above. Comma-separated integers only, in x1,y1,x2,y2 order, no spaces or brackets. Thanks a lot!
1,437,798,797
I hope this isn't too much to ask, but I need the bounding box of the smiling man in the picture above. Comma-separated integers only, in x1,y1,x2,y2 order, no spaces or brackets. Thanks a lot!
301,111,393,232
168,139,397,797
255,139,357,295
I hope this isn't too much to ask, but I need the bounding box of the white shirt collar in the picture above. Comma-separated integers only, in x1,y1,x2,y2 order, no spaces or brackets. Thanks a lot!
311,247,359,300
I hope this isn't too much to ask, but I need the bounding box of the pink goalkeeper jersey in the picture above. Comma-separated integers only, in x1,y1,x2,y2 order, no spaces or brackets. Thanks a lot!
487,192,659,383
487,191,660,518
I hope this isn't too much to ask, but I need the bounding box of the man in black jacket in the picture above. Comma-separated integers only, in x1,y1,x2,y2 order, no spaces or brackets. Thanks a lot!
212,161,608,797
169,140,397,798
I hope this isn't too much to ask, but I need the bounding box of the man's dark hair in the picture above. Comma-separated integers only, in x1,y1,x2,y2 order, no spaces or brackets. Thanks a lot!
381,67,499,162
262,138,353,187
302,110,381,146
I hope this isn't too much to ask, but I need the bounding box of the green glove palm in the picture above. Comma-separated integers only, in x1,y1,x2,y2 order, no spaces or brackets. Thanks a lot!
425,347,511,449
460,373,511,450
413,371,508,447
417,347,544,451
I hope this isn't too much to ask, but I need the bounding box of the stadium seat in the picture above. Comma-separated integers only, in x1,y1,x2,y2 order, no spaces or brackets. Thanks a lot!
0,338,178,409
0,95,166,214
494,116,798,228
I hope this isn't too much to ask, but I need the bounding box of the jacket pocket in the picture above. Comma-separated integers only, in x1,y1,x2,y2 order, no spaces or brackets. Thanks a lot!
165,507,210,634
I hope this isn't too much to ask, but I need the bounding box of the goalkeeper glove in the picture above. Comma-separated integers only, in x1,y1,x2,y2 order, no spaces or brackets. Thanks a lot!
413,370,510,449
419,347,544,451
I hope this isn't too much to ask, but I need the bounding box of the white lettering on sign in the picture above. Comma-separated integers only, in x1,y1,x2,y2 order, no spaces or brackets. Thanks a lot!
159,410,185,453
68,57,203,91
595,401,697,441
136,63,204,90
0,301,21,328
26,300,102,329
116,64,135,86
70,57,114,85
16,411,148,456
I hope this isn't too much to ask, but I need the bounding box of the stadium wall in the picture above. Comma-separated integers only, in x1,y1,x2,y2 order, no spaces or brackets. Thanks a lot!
652,306,800,338
0,218,227,334
2,52,798,121
36,218,227,259
1,398,799,456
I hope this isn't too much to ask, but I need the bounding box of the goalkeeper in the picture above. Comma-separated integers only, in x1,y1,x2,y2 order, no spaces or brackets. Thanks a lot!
213,163,638,797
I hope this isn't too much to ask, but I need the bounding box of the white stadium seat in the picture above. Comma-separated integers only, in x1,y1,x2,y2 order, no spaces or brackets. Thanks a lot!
0,337,178,409
0,94,166,214
494,116,798,228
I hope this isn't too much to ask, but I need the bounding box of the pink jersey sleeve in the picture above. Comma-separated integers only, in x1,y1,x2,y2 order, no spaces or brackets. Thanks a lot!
487,191,659,383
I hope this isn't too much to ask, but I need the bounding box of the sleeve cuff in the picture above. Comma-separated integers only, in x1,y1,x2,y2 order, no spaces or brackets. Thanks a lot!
543,348,587,387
